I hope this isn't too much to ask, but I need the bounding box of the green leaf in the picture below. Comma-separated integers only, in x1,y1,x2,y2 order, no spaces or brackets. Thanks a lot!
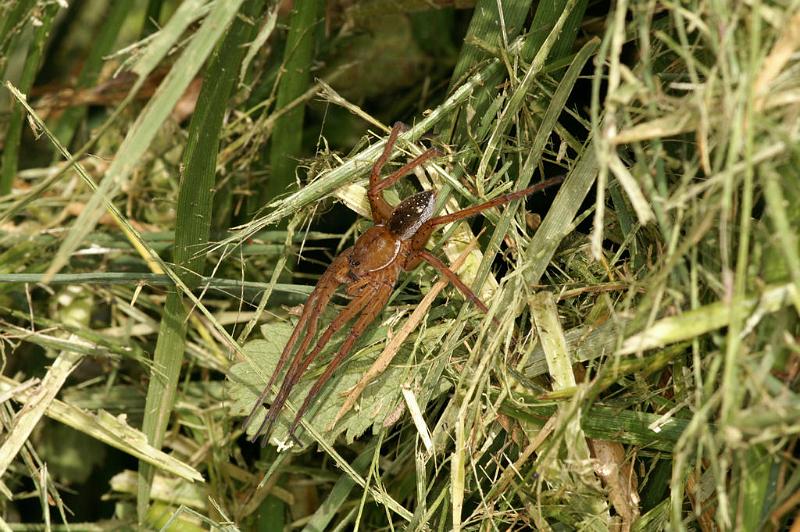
229,320,412,448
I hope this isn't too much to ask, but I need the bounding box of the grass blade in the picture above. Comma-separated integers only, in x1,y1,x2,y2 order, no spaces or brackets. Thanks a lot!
259,0,324,208
136,0,265,519
0,2,59,194
43,0,245,282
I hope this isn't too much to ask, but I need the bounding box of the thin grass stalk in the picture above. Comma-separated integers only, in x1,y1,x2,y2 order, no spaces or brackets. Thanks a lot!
717,12,761,528
49,2,131,147
142,0,166,37
136,0,266,520
0,272,312,298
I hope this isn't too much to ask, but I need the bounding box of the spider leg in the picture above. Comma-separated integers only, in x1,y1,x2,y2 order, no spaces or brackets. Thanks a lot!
286,281,394,438
371,149,440,195
400,177,564,319
409,176,565,253
368,123,406,223
242,293,322,433
428,176,565,228
252,287,374,446
243,250,351,438
415,250,488,313
369,122,440,223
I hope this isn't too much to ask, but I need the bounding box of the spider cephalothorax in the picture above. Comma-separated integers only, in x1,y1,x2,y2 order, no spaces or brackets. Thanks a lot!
243,122,562,445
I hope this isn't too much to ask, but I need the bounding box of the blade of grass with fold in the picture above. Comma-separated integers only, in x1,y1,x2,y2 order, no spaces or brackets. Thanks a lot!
259,0,324,209
136,0,266,519
0,2,59,195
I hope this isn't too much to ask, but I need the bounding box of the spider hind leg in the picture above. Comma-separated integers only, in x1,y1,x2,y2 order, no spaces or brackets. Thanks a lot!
286,281,394,438
243,251,350,444
251,286,375,446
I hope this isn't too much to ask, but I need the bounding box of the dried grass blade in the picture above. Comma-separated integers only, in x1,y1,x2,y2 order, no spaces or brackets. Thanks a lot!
0,347,81,479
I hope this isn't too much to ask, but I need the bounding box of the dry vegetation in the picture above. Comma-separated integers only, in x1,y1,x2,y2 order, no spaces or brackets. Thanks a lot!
1,0,799,530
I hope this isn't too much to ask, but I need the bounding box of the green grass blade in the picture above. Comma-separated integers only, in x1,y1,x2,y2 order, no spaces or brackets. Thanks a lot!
136,0,265,519
447,0,531,89
43,0,245,282
741,445,772,531
0,2,59,195
259,0,324,208
523,143,598,285
0,272,312,298
762,167,800,313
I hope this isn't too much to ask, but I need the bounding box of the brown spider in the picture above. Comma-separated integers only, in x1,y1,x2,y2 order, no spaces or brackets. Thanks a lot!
243,122,563,446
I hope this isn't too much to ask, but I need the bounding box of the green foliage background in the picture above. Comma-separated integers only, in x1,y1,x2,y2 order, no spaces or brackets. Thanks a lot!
1,0,799,530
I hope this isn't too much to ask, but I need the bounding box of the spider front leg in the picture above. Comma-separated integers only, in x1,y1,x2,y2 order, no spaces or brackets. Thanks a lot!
413,251,489,313
368,122,440,224
412,176,565,243
404,176,565,314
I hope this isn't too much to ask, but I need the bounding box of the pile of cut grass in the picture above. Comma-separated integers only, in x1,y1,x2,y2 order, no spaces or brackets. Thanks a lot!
0,0,798,530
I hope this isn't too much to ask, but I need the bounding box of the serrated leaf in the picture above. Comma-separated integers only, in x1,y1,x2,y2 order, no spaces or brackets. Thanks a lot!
228,318,412,449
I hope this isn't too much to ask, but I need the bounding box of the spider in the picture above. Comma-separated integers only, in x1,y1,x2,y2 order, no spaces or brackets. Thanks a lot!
243,122,563,446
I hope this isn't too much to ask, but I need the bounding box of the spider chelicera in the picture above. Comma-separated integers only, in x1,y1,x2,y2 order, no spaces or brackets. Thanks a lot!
243,122,562,446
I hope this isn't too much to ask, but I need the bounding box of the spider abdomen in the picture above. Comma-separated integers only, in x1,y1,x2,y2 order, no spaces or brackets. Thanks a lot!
388,190,436,240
